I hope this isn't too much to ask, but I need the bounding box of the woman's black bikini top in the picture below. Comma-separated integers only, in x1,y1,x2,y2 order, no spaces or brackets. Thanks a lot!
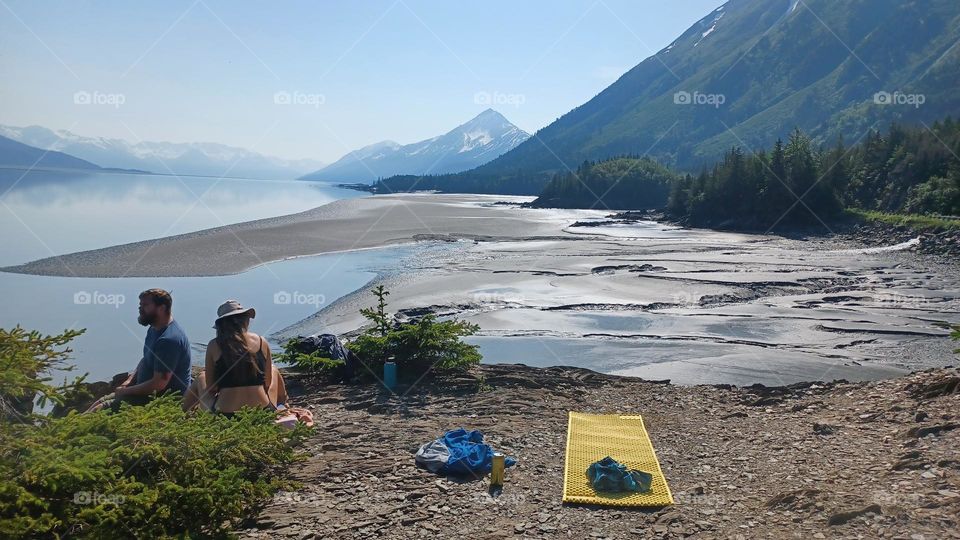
215,336,266,389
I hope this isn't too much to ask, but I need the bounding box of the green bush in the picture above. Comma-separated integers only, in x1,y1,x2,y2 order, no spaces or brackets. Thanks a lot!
275,338,345,377
1,399,306,538
0,326,307,538
350,286,481,377
0,326,86,419
905,175,960,215
846,208,960,231
351,314,481,374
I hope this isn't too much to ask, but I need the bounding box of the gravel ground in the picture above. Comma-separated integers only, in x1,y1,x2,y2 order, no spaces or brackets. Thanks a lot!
239,364,960,539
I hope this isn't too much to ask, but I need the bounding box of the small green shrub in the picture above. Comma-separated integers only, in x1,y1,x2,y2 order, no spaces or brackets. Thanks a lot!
359,285,391,337
349,316,483,374
0,326,86,419
0,398,306,538
0,326,307,538
275,338,345,377
350,286,481,377
952,325,959,354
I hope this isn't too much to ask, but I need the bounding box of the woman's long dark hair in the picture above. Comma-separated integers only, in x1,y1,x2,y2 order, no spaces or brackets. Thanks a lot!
215,314,260,384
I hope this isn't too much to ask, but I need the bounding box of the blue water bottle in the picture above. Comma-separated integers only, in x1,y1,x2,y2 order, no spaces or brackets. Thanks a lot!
383,359,397,390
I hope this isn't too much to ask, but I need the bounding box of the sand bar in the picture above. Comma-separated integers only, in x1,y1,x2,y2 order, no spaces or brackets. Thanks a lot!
3,194,583,277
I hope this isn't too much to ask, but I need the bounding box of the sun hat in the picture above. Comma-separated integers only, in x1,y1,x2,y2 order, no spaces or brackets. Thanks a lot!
215,299,256,323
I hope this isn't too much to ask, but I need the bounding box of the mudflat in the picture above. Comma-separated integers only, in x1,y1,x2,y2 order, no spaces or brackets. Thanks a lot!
281,208,960,386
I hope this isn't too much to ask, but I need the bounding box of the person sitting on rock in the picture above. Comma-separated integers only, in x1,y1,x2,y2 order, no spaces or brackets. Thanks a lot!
89,288,192,412
204,300,276,417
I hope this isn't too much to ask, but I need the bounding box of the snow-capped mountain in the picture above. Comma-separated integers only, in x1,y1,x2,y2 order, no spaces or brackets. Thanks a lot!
323,140,403,170
0,124,326,180
299,109,530,182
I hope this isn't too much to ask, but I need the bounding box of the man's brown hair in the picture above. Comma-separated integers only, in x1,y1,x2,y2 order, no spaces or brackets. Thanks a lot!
139,288,172,312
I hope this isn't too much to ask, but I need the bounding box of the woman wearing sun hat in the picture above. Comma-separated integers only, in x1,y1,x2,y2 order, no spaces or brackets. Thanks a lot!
204,300,275,416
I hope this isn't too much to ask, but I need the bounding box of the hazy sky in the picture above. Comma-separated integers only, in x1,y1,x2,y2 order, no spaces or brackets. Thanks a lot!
0,1,722,162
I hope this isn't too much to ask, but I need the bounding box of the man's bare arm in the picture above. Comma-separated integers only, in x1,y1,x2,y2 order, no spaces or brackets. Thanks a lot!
115,371,172,397
117,360,142,388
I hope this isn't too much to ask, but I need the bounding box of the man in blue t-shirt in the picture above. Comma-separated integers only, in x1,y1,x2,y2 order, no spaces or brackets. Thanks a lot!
110,288,192,409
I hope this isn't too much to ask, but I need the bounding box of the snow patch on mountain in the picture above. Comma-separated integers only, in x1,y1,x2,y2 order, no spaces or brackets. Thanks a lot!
775,0,803,25
694,11,725,47
459,129,494,153
300,109,530,182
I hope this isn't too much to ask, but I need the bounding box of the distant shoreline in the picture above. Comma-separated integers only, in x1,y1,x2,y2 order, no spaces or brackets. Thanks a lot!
0,164,346,183
0,165,149,175
334,182,377,193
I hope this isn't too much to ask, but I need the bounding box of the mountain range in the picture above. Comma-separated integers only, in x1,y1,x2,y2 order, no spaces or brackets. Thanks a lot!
0,134,102,171
0,125,325,180
378,0,960,195
299,109,529,182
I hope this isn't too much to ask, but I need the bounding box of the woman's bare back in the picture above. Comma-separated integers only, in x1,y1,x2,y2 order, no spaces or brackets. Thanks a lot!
204,332,273,413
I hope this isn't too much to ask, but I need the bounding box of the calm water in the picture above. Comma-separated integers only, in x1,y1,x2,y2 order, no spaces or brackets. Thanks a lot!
0,169,396,381
0,169,367,266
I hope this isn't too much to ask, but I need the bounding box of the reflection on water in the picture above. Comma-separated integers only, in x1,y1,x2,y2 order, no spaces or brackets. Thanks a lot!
0,169,366,266
0,169,381,380
467,335,905,386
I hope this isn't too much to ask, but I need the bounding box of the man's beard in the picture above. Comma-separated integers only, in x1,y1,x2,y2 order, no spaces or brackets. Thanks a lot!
138,312,155,326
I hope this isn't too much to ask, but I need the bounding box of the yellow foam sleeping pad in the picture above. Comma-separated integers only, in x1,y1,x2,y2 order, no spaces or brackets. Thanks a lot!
562,412,674,507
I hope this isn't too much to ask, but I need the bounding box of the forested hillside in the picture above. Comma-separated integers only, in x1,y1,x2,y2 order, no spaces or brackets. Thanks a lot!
667,120,960,228
528,157,676,210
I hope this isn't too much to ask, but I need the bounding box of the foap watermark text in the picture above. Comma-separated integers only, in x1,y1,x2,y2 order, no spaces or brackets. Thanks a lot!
474,90,525,108
74,290,125,308
274,290,325,308
674,90,725,108
73,90,125,108
874,91,925,108
274,90,325,108
74,491,125,505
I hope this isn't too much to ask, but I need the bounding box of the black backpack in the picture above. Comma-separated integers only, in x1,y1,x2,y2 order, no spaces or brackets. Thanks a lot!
288,334,358,380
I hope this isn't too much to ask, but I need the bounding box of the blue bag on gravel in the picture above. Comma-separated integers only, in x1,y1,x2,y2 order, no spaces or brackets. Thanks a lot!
415,428,516,475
